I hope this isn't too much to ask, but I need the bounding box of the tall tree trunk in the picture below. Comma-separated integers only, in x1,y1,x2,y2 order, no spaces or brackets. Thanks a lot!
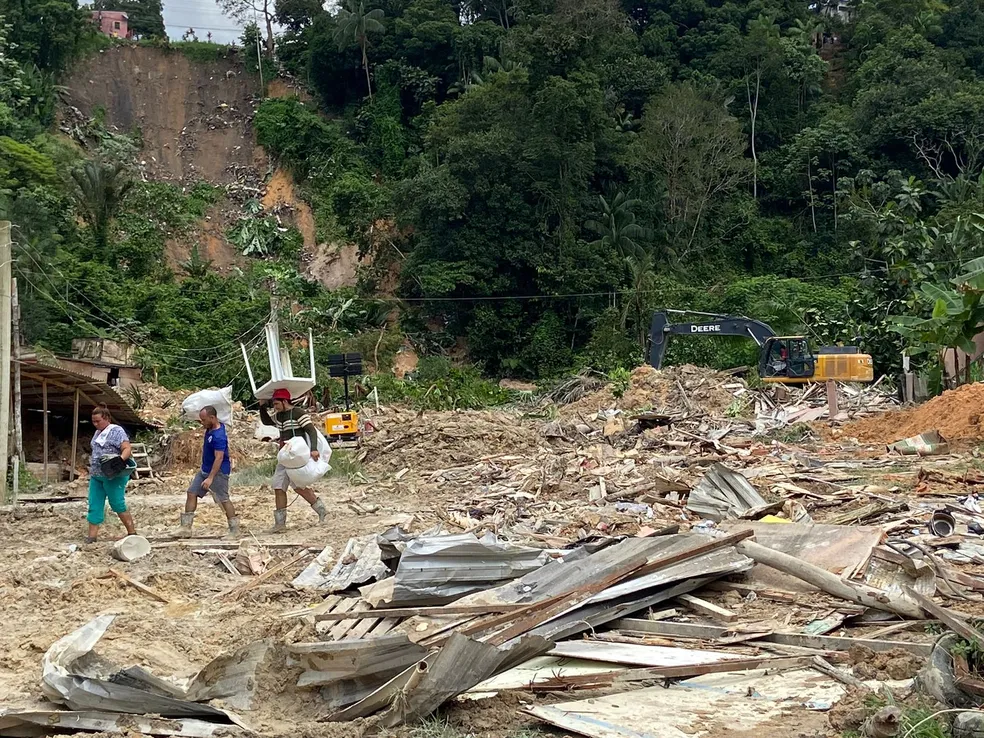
746,70,761,200
807,155,817,232
264,0,275,55
362,41,373,101
752,72,760,199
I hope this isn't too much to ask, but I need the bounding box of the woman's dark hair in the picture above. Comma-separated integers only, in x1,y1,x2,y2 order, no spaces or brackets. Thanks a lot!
92,404,114,423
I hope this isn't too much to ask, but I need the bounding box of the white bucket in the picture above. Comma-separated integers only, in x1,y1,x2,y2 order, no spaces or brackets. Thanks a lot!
112,535,151,562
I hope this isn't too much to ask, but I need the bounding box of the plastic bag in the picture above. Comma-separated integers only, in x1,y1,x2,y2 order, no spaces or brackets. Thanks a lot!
182,387,234,425
255,423,280,441
277,437,311,469
287,457,331,487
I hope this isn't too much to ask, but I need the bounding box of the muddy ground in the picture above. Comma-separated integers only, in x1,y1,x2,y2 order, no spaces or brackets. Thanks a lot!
4,374,984,738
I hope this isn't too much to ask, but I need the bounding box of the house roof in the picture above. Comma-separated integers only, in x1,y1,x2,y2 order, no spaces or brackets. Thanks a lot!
17,361,151,428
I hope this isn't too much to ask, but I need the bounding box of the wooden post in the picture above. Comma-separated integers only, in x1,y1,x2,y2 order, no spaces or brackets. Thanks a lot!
12,277,22,465
70,389,80,482
42,379,48,484
825,379,839,420
0,221,11,502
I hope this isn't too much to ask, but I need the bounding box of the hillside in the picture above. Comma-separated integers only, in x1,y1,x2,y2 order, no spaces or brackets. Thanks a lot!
60,45,361,289
7,0,984,392
63,46,261,184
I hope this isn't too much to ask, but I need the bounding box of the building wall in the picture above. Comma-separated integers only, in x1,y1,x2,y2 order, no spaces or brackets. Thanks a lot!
56,359,111,384
91,11,129,38
71,337,137,365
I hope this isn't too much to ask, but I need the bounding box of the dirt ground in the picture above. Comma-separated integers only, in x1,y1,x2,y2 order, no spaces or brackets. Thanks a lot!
5,374,984,738
841,381,984,443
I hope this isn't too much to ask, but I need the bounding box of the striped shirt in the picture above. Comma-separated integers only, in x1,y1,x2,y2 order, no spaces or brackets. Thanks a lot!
260,404,318,450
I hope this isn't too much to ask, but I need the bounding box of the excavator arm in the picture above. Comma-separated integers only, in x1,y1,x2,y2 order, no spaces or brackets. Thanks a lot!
649,310,777,369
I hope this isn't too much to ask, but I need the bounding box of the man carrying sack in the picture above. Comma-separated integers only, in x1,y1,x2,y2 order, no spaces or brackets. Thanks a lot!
259,388,327,532
177,405,240,538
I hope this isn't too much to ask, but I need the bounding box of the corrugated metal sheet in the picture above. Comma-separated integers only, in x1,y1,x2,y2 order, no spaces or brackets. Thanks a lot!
330,633,552,727
18,360,150,428
687,463,768,521
391,532,551,605
41,614,250,727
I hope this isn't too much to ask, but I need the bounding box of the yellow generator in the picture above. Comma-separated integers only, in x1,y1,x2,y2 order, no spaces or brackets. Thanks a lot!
325,410,360,446
325,352,362,448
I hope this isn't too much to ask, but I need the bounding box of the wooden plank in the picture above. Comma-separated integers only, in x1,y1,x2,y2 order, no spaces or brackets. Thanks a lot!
105,568,170,603
703,581,799,604
612,618,933,657
156,539,311,549
15,494,87,503
647,608,680,621
345,615,382,641
70,389,79,482
219,549,313,601
314,604,529,622
327,597,362,641
907,589,984,650
811,656,867,689
675,594,737,623
530,655,813,691
369,617,399,637
865,620,936,640
549,641,747,668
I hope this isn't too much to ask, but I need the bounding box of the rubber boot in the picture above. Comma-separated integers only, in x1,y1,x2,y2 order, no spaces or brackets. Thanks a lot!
223,516,241,539
312,498,327,524
176,512,194,538
268,508,287,534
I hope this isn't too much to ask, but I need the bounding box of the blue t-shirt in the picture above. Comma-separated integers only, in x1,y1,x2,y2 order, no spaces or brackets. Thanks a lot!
203,423,231,475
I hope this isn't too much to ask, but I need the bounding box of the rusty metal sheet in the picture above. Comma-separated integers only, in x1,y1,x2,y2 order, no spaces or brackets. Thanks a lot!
723,522,884,592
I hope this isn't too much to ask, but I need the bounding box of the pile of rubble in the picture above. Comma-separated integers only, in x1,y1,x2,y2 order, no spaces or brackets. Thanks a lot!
843,381,984,443
10,366,984,738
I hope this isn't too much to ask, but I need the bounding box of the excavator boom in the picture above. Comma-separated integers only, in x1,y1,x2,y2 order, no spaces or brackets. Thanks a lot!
649,310,776,369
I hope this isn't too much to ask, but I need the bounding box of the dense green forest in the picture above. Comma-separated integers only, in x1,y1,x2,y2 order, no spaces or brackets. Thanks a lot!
4,0,984,400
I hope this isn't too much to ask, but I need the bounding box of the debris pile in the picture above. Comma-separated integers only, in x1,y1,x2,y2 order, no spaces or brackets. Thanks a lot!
7,364,984,738
843,381,984,443
560,364,746,419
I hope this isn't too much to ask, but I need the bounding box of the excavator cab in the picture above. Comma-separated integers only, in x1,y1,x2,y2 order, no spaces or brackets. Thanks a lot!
760,337,815,381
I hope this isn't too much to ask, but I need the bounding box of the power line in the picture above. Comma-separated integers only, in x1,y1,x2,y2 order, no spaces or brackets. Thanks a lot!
14,266,268,370
14,238,270,355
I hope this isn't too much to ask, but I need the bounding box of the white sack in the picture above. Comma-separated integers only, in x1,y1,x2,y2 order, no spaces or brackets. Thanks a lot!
277,436,312,469
182,387,234,425
255,423,280,441
286,457,331,487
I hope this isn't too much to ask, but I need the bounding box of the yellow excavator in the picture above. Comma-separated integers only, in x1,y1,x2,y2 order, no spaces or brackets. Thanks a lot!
649,310,873,384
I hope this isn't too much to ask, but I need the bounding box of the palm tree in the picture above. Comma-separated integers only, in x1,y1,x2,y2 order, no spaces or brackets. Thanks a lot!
584,192,651,260
334,0,386,101
70,159,133,258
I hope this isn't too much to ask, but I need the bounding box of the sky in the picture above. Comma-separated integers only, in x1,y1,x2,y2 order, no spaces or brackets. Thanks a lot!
162,0,248,44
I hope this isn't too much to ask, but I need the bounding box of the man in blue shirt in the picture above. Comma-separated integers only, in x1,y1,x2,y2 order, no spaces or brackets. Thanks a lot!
176,405,239,538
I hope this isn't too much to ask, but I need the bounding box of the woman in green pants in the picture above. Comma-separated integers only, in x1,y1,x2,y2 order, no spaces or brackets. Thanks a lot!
86,405,137,543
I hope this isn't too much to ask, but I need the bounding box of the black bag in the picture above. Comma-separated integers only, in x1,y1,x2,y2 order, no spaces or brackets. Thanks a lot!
99,455,129,478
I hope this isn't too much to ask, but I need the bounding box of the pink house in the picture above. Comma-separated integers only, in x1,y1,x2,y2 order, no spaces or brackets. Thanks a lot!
92,10,130,38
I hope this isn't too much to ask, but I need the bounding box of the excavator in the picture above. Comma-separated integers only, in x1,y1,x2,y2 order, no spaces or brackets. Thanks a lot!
648,310,874,384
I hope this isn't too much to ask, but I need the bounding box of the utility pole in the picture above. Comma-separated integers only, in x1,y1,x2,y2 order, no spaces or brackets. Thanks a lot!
0,222,11,503
12,277,23,469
